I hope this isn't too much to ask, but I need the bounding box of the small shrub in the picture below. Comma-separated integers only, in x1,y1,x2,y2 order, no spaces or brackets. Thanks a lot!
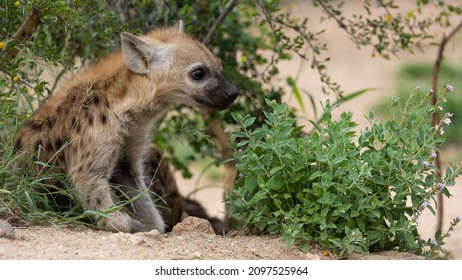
375,62,462,144
227,87,460,257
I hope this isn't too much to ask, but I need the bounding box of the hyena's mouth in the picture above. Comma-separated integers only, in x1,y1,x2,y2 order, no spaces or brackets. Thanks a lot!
198,77,238,111
193,92,237,111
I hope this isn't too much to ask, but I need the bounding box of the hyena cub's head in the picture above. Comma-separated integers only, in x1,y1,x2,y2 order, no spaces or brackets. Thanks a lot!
121,21,238,111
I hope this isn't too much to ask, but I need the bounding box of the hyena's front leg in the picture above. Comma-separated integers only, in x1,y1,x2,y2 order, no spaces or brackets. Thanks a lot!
87,181,133,232
67,141,135,232
111,152,166,233
71,176,134,232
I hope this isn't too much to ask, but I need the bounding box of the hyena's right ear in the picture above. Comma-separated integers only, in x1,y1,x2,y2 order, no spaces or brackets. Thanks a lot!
121,32,172,74
172,20,184,33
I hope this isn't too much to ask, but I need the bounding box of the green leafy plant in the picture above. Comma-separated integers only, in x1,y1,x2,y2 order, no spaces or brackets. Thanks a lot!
375,62,462,144
228,86,460,257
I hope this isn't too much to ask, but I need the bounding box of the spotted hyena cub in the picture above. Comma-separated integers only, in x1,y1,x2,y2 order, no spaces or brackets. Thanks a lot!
14,21,237,233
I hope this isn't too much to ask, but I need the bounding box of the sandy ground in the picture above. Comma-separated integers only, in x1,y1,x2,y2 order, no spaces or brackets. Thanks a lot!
0,217,424,260
0,219,326,260
1,1,461,260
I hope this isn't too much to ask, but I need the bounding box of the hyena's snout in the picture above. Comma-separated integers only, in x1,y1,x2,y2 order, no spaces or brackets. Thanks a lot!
212,75,238,110
191,74,237,111
223,80,238,101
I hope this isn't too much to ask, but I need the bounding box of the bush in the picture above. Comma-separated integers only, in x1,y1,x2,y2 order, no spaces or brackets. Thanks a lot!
228,87,461,257
375,63,462,144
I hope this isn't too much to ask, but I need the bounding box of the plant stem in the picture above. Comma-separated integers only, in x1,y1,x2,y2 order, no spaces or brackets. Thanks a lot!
431,18,462,232
202,0,240,46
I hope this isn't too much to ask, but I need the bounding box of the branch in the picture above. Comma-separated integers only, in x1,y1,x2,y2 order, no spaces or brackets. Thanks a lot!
202,0,239,45
315,0,348,32
9,5,41,59
255,0,280,80
431,18,462,232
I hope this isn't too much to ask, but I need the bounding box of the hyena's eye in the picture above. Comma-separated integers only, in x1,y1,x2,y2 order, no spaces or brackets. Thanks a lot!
191,67,206,80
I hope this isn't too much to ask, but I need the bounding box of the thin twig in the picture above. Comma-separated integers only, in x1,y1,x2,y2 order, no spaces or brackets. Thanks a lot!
315,0,348,31
431,18,462,232
256,0,280,80
202,0,239,45
50,67,69,94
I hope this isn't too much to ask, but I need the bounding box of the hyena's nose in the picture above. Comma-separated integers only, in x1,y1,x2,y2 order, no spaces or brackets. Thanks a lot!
224,84,238,100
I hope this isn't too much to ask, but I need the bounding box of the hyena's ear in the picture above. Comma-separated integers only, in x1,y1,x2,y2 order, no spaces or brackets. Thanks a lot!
121,32,172,74
172,20,184,33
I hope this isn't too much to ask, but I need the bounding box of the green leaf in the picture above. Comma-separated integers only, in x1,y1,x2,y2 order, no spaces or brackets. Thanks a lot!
257,175,265,188
357,218,366,232
286,236,295,247
312,183,324,195
309,170,323,180
332,156,347,165
269,166,283,176
267,176,284,190
244,175,258,193
404,232,415,247
243,117,256,128
368,231,382,244
287,76,306,114
368,111,374,120
303,89,318,119
289,172,304,184
300,242,310,253
371,176,387,185
332,88,377,107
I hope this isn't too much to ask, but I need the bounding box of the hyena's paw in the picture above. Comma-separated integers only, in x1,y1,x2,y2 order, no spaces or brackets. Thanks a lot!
131,217,166,234
97,211,133,233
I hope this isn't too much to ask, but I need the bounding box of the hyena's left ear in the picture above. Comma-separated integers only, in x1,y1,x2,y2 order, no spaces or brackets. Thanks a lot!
121,32,172,74
172,20,184,33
